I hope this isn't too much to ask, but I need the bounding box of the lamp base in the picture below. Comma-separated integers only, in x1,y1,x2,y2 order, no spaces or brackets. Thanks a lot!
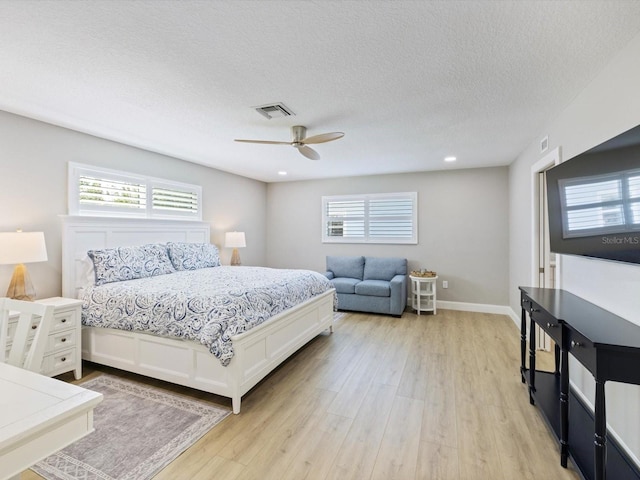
230,248,241,266
6,263,36,301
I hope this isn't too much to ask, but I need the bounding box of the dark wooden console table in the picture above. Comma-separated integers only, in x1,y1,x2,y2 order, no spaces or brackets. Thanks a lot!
519,286,640,480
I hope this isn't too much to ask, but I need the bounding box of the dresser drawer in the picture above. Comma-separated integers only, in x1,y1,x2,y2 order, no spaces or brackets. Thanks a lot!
529,302,563,343
567,329,596,373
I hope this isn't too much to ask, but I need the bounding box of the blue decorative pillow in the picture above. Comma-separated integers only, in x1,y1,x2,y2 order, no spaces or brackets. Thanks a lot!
88,243,176,286
166,242,221,271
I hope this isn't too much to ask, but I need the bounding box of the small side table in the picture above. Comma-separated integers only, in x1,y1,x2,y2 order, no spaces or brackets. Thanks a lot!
410,275,438,315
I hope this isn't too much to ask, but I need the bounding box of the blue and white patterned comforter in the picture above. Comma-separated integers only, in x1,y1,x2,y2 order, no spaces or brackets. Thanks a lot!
81,266,335,366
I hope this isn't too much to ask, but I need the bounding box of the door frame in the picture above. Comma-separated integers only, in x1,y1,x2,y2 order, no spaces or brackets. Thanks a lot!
530,146,562,289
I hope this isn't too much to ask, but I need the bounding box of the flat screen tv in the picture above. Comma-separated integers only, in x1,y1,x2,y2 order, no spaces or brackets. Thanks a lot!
546,124,640,265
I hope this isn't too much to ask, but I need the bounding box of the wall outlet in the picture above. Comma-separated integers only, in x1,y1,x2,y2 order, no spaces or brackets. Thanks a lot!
442,280,448,289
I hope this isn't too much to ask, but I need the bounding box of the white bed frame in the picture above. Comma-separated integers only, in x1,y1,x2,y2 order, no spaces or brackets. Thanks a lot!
61,216,335,413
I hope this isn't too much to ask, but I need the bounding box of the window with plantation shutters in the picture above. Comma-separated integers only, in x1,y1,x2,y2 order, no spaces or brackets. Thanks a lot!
69,162,202,220
322,192,417,244
559,169,640,238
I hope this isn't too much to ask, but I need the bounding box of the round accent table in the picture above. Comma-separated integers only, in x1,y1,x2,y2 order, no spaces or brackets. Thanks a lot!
410,275,438,315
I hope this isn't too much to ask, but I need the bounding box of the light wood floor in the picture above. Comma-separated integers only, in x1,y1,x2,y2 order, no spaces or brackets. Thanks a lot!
23,309,581,480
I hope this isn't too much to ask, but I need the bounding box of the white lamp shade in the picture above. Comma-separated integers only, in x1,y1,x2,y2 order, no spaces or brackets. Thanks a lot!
225,231,246,248
0,232,48,265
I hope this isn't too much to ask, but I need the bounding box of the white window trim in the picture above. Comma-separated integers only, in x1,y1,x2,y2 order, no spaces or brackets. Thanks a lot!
322,192,418,244
68,162,202,220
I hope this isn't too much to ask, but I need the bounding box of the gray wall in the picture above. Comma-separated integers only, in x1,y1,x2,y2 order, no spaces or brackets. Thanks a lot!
509,32,640,465
0,110,268,299
266,167,509,306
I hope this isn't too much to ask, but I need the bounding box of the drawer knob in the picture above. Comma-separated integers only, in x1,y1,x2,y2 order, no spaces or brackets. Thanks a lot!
61,337,67,343
547,322,558,328
530,307,540,313
31,325,38,330
61,318,67,323
61,357,67,362
571,340,583,348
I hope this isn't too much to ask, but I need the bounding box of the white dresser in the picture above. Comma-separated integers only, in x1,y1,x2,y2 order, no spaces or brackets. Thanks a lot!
6,297,83,380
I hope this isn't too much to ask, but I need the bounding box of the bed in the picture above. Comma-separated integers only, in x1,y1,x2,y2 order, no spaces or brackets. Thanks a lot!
61,216,336,413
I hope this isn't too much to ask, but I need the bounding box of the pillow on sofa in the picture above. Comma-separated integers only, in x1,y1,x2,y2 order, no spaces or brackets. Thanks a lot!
167,242,220,270
88,243,176,286
363,256,407,281
326,255,365,279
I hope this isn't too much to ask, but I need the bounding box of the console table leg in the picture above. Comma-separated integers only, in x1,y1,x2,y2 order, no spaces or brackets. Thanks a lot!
554,343,561,375
529,316,536,405
560,345,569,468
594,380,607,480
520,306,527,383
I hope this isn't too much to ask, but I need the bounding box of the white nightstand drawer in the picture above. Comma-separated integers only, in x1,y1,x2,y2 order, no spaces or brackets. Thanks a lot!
44,348,76,374
46,329,77,352
51,310,78,333
6,317,41,342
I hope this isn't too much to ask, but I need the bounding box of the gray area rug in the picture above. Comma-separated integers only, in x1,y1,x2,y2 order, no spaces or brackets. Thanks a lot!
32,373,231,480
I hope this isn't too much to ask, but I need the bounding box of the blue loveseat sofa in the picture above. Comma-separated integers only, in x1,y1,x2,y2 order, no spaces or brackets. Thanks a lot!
324,255,407,316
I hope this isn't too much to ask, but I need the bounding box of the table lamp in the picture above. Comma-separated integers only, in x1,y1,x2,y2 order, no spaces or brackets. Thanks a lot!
225,231,246,266
0,231,48,301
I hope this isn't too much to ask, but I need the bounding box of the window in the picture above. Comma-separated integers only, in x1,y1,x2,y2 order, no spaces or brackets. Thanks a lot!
559,170,640,238
322,192,417,244
68,162,202,220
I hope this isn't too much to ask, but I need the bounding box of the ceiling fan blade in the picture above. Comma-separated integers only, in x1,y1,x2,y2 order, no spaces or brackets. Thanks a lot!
301,132,345,144
297,145,321,160
234,139,292,145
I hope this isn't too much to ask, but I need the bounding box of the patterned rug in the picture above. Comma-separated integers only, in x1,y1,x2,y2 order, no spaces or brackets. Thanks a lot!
32,373,231,480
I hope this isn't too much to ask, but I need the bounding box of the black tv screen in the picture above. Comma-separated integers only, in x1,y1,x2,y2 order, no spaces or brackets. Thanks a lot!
546,124,640,265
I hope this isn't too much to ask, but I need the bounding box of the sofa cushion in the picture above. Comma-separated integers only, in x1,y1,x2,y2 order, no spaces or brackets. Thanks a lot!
326,255,365,280
363,257,407,281
355,279,391,297
330,277,361,294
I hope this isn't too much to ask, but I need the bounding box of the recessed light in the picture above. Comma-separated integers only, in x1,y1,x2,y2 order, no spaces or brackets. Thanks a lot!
444,156,457,162
278,171,287,176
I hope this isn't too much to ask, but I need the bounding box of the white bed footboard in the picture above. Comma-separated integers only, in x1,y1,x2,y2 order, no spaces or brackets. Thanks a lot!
81,289,335,413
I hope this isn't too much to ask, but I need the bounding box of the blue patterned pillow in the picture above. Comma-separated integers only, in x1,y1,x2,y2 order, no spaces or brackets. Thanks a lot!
88,243,176,286
166,242,221,270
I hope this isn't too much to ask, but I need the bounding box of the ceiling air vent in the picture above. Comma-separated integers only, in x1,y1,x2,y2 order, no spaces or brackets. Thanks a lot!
254,103,295,120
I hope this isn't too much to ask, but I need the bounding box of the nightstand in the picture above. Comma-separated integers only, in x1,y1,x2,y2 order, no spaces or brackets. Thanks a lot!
6,297,83,379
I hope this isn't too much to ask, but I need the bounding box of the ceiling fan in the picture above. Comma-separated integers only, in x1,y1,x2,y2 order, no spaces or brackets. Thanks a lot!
234,125,344,160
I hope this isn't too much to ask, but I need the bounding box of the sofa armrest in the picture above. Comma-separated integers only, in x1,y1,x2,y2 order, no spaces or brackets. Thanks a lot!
324,271,335,280
389,274,407,315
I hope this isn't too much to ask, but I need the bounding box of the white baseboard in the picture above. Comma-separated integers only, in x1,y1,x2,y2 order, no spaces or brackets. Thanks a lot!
436,300,515,317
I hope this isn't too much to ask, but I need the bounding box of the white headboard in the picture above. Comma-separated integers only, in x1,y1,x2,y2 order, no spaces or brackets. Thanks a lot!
61,216,211,299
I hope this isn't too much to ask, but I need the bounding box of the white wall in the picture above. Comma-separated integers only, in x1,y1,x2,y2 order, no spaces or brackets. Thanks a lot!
266,167,509,306
509,32,640,464
0,111,268,299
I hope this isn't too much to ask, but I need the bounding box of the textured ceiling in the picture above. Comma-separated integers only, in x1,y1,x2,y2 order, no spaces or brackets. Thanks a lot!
1,1,640,183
